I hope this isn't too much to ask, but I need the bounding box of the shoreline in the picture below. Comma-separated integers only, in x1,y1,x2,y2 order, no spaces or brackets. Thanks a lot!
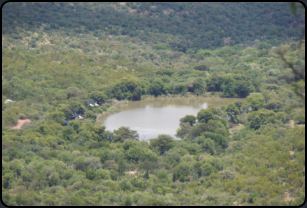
95,93,244,126
95,93,218,124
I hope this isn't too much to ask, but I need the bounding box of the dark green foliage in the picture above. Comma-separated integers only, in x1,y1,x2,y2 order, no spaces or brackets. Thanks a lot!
244,94,265,111
173,83,188,95
86,169,96,180
262,84,280,90
201,138,216,155
202,132,228,149
143,199,166,206
149,78,165,97
225,103,240,123
149,135,175,156
193,64,210,71
126,146,144,164
68,101,86,115
112,77,142,101
265,99,283,112
48,111,66,125
234,101,243,109
113,126,139,143
205,73,225,92
192,77,206,95
221,77,235,97
247,109,276,130
180,115,196,126
89,91,107,104
232,74,254,97
197,109,214,123
2,3,303,51
85,110,97,121
172,163,190,182
156,69,174,76
87,141,109,149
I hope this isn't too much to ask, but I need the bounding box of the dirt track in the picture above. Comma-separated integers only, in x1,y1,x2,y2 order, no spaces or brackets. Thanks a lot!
11,119,31,129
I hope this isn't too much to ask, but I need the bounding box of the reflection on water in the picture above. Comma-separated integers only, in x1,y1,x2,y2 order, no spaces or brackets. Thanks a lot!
98,97,244,141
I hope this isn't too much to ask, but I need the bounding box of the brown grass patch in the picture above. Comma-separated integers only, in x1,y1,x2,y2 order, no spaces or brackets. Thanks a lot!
282,191,294,202
11,119,31,130
125,170,138,176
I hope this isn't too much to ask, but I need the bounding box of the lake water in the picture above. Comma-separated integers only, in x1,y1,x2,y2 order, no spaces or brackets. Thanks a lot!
98,97,244,141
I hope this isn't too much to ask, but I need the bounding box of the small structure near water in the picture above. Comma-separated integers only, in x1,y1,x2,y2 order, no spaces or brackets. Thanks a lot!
89,102,99,107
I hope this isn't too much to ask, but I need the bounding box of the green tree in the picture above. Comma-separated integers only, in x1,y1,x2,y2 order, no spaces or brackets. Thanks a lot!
201,138,216,155
66,87,82,99
67,120,83,133
112,77,142,101
221,76,235,97
48,111,66,125
126,146,145,164
243,94,265,112
247,109,276,130
180,115,196,126
234,101,243,112
149,78,165,97
2,107,19,126
73,156,87,171
48,172,60,187
193,64,210,71
139,159,157,179
232,74,254,97
265,99,283,112
90,91,107,105
113,126,139,143
261,90,271,103
103,160,119,170
205,73,225,92
36,124,55,136
68,101,86,115
149,134,175,156
86,169,96,180
58,105,73,119
192,77,206,95
174,83,188,95
143,199,166,206
172,162,190,182
43,195,58,206
225,103,240,123
197,109,214,123
176,122,192,139
85,110,97,121
3,171,14,189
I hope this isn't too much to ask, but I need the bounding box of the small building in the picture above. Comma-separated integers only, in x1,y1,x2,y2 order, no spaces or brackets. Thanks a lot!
89,102,99,107
71,114,81,119
4,99,14,104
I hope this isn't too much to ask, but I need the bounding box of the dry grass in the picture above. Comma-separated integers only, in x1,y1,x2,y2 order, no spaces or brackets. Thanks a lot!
282,191,294,202
125,170,138,176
